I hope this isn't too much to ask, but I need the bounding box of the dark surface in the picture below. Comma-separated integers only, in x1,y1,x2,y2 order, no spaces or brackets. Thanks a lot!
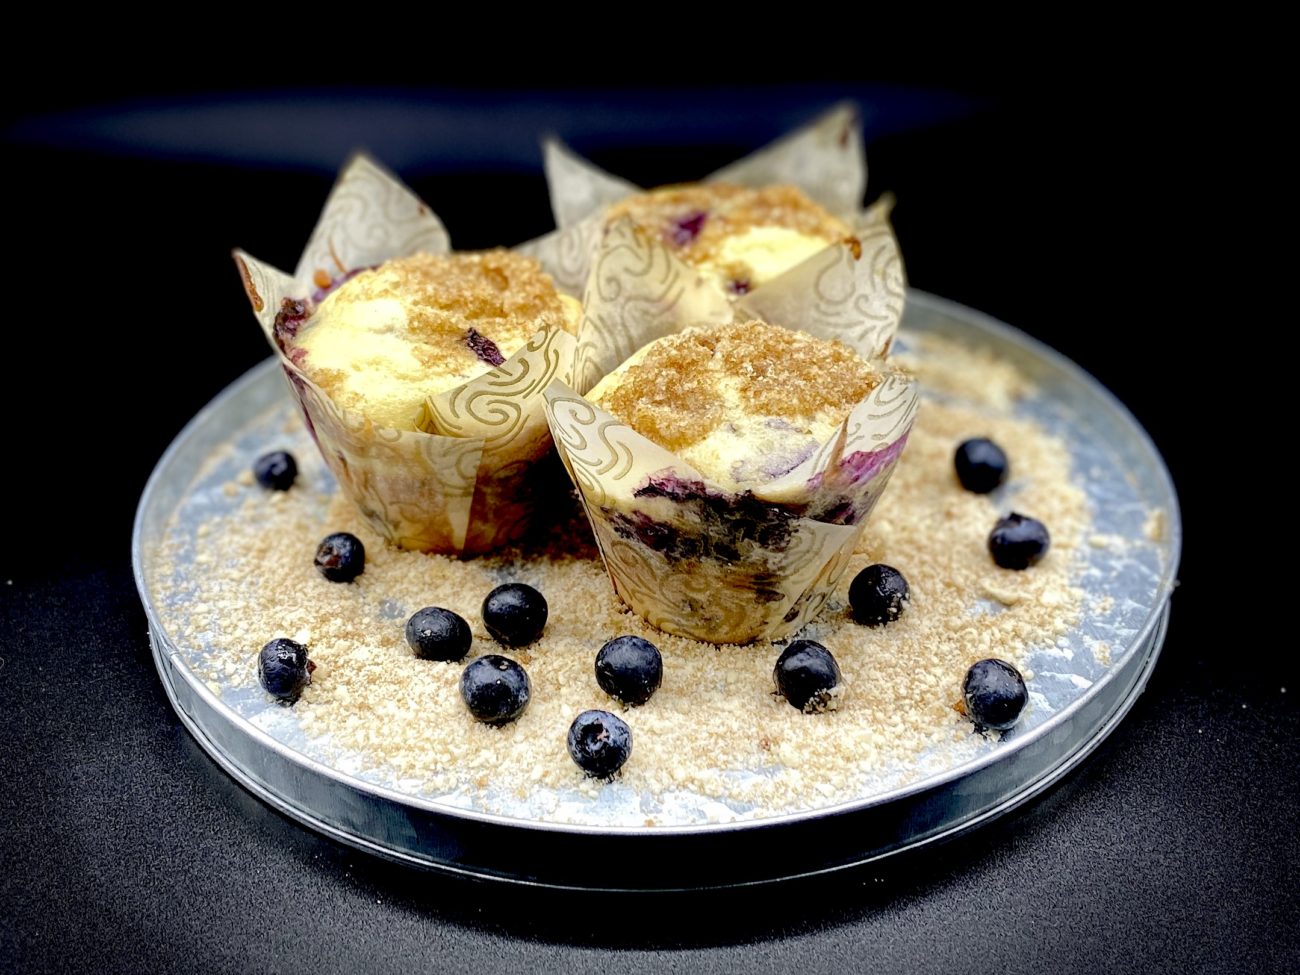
2,85,1295,974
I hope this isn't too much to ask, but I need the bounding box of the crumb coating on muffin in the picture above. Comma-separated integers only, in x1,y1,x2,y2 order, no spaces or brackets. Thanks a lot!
604,183,851,291
588,322,879,490
293,250,580,430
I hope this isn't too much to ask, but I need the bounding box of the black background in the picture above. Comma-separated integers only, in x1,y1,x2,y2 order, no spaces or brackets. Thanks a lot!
1,73,1294,974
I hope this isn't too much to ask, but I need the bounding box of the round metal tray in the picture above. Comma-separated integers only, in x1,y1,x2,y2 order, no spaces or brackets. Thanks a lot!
132,290,1180,890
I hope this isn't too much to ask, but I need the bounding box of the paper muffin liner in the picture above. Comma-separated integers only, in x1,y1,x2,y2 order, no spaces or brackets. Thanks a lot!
519,102,878,306
542,216,917,644
234,155,576,555
543,374,915,644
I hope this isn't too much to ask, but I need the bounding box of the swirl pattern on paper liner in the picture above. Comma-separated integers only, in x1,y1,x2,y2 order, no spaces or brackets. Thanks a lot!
424,325,577,453
542,138,641,230
295,155,450,284
288,365,481,552
574,219,732,393
515,214,604,299
737,213,905,362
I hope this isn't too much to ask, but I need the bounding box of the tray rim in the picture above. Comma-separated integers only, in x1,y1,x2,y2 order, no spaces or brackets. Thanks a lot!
132,288,1182,841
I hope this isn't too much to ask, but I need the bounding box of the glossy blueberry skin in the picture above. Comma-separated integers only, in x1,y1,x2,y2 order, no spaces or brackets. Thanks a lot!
481,583,547,647
954,438,1008,494
988,513,1051,570
460,655,531,725
405,607,472,662
595,636,663,706
314,532,365,583
253,450,298,491
962,658,1028,731
773,640,842,713
567,709,633,778
258,638,312,703
849,564,910,626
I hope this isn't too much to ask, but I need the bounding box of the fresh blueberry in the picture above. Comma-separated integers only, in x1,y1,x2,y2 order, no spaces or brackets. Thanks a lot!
773,640,842,713
988,513,1051,570
314,532,365,582
567,709,633,778
253,450,298,491
595,635,663,706
849,564,910,626
405,607,472,662
460,655,531,725
481,583,547,647
954,438,1008,494
963,658,1028,731
258,638,313,703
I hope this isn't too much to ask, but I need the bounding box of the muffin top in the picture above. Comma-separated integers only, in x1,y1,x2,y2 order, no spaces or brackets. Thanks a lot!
588,321,879,490
290,250,580,431
603,183,850,294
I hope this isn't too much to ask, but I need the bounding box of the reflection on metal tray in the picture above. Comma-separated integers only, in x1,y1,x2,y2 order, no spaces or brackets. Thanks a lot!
132,290,1180,890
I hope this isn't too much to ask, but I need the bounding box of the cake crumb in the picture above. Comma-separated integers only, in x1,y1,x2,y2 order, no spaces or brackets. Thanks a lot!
1144,507,1167,542
978,581,1023,606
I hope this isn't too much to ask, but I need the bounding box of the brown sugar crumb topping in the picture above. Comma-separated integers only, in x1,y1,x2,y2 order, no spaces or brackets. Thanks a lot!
593,322,879,452
325,250,573,362
604,183,850,268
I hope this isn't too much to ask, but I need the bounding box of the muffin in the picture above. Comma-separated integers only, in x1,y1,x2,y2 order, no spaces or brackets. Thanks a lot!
280,250,580,431
588,322,878,492
601,184,852,296
235,154,581,556
545,322,917,644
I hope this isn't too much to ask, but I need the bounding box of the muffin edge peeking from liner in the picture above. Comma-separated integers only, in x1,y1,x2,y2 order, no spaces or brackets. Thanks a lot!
519,102,869,307
232,155,578,555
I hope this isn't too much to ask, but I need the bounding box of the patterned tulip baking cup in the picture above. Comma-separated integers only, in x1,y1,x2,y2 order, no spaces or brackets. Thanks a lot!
234,155,576,555
517,103,903,393
543,372,916,644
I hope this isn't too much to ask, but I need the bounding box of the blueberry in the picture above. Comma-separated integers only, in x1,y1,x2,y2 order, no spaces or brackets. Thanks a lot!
481,583,547,647
773,640,842,713
594,636,663,706
405,607,472,662
963,658,1028,731
567,709,633,778
258,638,312,703
460,655,531,725
253,450,298,491
849,564,910,626
954,438,1008,494
314,532,365,582
988,513,1051,570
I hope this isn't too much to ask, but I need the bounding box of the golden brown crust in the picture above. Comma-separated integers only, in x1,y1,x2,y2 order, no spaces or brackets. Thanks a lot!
331,250,572,362
593,322,879,453
604,183,850,277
